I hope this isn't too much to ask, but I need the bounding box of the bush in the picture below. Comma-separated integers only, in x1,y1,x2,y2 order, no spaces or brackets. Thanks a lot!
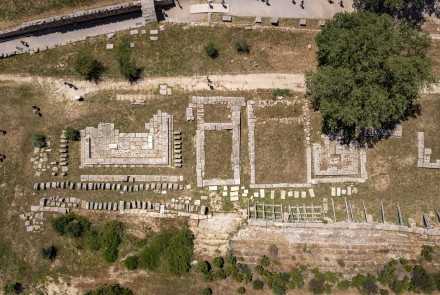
226,253,237,265
309,278,325,294
124,256,139,270
4,282,23,294
420,245,435,262
84,284,134,295
51,213,90,238
234,273,243,283
272,89,292,100
116,36,142,82
195,260,211,274
74,51,105,82
380,289,389,295
244,273,253,284
237,287,246,294
201,288,212,295
137,227,194,276
290,267,305,289
101,222,123,263
259,255,271,267
32,133,46,148
253,280,264,290
39,245,57,260
410,265,436,293
213,256,224,269
203,273,214,282
205,42,219,59
84,230,101,251
65,127,80,141
337,280,351,291
235,40,250,54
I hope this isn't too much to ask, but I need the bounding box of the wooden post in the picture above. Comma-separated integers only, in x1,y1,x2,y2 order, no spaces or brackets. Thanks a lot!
344,197,350,222
331,198,336,222
381,202,385,224
397,204,403,226
362,200,367,223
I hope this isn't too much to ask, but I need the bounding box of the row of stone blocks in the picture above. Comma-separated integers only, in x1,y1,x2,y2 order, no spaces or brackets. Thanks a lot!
34,181,185,191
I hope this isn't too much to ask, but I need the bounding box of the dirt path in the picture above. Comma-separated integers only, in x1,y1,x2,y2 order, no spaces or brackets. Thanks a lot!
0,73,438,101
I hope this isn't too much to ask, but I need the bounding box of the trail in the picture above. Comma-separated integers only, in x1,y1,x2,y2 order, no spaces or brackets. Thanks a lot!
0,73,438,101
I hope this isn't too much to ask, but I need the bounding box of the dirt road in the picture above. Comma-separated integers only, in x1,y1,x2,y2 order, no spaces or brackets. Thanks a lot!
0,73,438,101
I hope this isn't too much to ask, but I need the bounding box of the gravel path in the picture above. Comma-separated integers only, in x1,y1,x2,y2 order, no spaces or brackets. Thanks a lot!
0,73,438,101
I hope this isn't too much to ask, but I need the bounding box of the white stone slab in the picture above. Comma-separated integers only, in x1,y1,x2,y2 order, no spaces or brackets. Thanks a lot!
301,191,307,198
209,186,218,191
308,188,315,198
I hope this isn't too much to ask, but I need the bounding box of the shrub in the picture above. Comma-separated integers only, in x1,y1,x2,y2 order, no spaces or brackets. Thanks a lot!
4,282,23,294
116,36,142,82
101,222,123,263
379,289,389,295
203,273,214,282
420,245,435,262
337,280,351,291
137,227,194,276
32,133,46,148
337,259,345,267
237,287,246,294
244,273,253,284
214,269,227,280
51,213,90,238
213,256,224,269
235,40,250,54
195,260,211,274
309,278,325,294
74,51,105,82
39,245,57,260
205,42,219,59
253,280,264,290
201,288,212,295
272,89,292,100
226,253,237,265
390,276,410,294
84,230,101,251
235,273,243,283
124,256,139,270
65,127,80,141
84,284,134,295
290,267,305,289
410,265,436,293
259,255,271,267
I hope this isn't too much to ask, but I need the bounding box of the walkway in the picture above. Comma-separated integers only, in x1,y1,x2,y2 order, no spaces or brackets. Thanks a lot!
0,73,438,101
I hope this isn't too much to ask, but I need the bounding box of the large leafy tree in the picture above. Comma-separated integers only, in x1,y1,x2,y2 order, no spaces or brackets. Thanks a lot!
353,0,439,27
306,12,435,144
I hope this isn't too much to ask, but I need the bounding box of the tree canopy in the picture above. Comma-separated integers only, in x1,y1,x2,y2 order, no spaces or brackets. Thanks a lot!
306,12,435,144
353,0,439,27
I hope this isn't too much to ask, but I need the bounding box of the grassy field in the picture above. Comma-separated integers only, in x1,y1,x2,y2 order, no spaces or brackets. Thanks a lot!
253,100,307,184
0,23,318,77
204,130,234,180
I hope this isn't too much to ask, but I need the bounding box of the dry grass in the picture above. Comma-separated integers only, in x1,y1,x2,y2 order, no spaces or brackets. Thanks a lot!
204,130,234,179
204,103,231,123
0,23,318,77
253,100,307,184
0,0,123,30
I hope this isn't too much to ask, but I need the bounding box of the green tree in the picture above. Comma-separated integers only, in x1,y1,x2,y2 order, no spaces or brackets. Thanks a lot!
124,256,138,270
410,265,436,293
235,40,250,54
51,213,90,238
4,282,23,294
213,256,224,269
39,245,57,260
253,280,264,290
420,245,435,262
74,51,105,82
259,255,271,267
195,260,211,274
237,286,246,294
84,284,133,295
353,0,438,27
116,36,142,82
65,127,80,141
205,42,219,59
201,287,212,295
306,12,435,145
32,133,46,148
